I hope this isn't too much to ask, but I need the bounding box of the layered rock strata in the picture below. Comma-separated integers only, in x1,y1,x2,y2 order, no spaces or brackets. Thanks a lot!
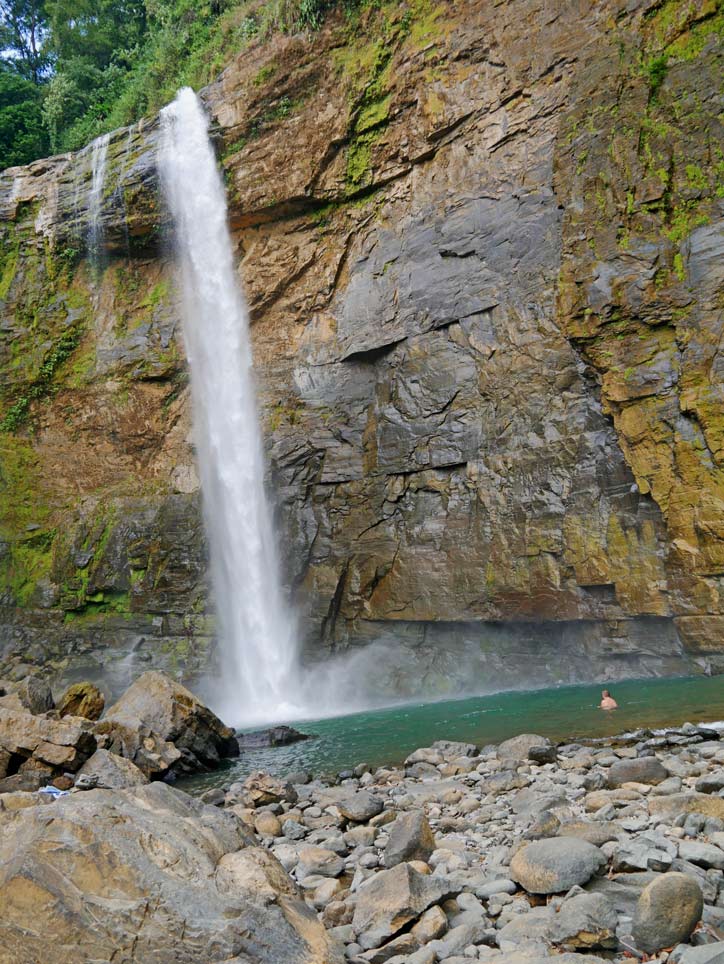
0,0,722,689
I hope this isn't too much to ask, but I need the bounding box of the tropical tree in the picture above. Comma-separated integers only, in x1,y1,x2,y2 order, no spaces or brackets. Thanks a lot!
0,0,49,82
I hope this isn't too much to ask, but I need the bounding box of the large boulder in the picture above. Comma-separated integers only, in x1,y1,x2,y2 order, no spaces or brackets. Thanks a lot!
238,725,310,748
98,671,238,776
498,733,553,764
93,719,183,778
57,681,105,721
242,771,298,807
0,707,96,781
510,838,607,894
0,677,54,715
353,863,456,950
607,757,668,788
0,782,343,964
632,873,703,953
383,811,436,867
76,748,148,789
550,893,618,949
648,793,724,822
338,790,384,823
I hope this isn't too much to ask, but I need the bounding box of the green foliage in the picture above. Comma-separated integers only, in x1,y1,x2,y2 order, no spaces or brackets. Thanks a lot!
1,0,365,167
41,0,148,151
0,324,83,431
0,62,48,165
0,0,50,82
0,434,54,605
644,53,669,100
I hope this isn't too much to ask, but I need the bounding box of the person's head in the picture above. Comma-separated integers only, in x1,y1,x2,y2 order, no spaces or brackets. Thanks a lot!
602,689,610,698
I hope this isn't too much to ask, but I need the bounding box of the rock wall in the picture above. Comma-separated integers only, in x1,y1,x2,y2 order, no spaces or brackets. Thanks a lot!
0,0,722,694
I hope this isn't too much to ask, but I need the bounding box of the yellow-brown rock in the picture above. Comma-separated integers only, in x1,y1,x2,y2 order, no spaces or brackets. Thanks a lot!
0,782,343,964
56,681,105,720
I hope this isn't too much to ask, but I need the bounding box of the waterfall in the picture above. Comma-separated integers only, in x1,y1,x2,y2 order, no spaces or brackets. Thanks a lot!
87,132,110,264
158,88,300,727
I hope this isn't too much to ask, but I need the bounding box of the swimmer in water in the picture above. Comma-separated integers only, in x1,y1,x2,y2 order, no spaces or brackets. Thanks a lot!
600,689,618,710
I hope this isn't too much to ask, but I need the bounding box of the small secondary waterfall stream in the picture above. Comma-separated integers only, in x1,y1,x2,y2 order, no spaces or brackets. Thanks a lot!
159,88,300,726
87,133,110,264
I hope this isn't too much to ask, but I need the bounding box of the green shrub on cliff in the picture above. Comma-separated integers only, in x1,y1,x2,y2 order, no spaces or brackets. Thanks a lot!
0,0,367,168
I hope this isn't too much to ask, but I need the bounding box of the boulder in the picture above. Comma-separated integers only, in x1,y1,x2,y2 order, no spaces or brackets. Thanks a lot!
498,733,553,764
678,839,724,871
671,943,724,964
549,893,618,949
497,906,554,948
0,790,53,811
383,811,436,867
632,872,703,953
56,681,105,721
510,838,607,894
296,846,345,880
99,671,238,775
94,719,182,778
607,757,668,788
243,771,298,807
510,785,567,817
648,792,724,822
411,905,448,943
0,771,48,793
254,811,282,837
338,790,384,823
362,932,420,962
558,821,617,847
481,770,529,795
529,744,558,765
432,740,478,758
0,782,342,964
238,725,311,748
695,770,724,794
76,748,148,789
0,707,96,780
0,677,54,715
352,862,457,950
524,810,561,840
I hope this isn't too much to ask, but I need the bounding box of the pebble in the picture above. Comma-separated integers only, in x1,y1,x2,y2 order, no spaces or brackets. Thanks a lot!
217,722,724,964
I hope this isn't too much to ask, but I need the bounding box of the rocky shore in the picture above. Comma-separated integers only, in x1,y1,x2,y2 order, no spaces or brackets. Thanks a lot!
0,677,723,964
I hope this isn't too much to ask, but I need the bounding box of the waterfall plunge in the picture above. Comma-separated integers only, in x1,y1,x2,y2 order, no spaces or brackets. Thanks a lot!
159,88,301,726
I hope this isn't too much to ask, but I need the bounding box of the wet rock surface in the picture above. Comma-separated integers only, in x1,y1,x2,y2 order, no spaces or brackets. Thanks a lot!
238,724,312,748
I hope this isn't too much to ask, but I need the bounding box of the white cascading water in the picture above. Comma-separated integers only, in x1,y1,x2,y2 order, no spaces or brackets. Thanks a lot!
158,88,301,726
87,133,110,263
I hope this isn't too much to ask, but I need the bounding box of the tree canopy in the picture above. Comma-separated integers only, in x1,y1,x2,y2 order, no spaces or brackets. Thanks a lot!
0,0,348,171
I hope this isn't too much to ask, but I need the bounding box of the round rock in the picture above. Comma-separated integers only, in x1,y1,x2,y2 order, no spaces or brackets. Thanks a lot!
497,733,552,764
510,837,607,894
338,791,384,823
254,811,282,837
607,757,668,788
632,872,703,953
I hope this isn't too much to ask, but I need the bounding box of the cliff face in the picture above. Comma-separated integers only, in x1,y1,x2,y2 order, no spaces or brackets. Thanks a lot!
0,0,722,695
